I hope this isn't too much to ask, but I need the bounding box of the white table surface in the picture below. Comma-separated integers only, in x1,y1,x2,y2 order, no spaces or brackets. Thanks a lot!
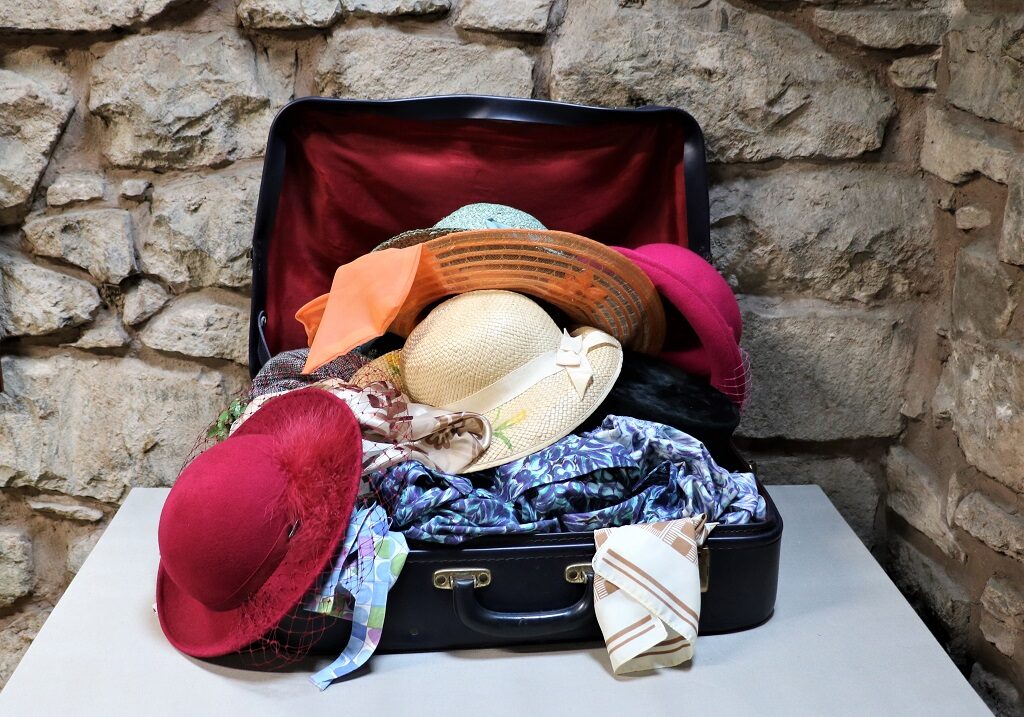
0,485,992,716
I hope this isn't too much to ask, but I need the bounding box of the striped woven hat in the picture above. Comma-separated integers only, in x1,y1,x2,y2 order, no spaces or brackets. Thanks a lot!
297,204,665,374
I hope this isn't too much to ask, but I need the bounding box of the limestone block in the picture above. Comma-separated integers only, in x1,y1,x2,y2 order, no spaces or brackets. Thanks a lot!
888,537,970,661
142,168,260,290
140,290,250,364
68,311,130,349
711,167,934,303
316,28,533,99
919,106,1017,185
750,454,878,545
0,70,74,225
886,447,964,561
953,492,1024,562
951,243,1020,341
980,577,1024,657
0,248,100,338
0,531,33,608
0,606,47,690
950,340,1024,493
954,205,992,231
22,209,137,284
549,0,894,162
738,298,912,441
455,0,553,34
970,665,1024,717
28,499,104,523
238,0,342,28
340,0,449,15
946,11,1024,131
0,354,243,502
813,8,949,49
119,179,151,201
1000,164,1024,266
67,530,103,575
89,32,279,170
888,54,938,90
46,173,106,208
0,47,69,96
0,0,187,32
931,360,955,424
122,279,170,326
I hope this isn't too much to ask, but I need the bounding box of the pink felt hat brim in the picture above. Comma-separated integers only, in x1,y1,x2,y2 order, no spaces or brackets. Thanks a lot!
613,244,748,405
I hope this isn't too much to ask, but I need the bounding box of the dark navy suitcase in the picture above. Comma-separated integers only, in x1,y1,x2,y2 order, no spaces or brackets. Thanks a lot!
248,95,782,652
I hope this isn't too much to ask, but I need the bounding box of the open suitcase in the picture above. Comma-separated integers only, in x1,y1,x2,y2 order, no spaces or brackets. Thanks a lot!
247,95,783,652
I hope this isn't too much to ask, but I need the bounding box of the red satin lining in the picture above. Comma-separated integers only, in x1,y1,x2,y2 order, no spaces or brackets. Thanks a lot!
264,112,689,354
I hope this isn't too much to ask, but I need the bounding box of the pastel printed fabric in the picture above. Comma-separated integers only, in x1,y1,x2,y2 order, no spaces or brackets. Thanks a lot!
370,415,765,544
233,378,492,482
305,503,408,690
592,515,714,674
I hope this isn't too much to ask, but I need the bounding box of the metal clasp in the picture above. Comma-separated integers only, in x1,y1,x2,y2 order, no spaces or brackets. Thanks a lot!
699,548,710,593
564,563,594,584
433,568,491,590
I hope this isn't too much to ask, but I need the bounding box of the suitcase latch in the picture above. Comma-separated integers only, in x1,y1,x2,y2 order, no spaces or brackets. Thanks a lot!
433,568,491,590
564,563,594,584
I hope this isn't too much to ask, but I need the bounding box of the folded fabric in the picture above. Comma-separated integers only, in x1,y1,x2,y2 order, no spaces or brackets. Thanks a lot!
297,247,424,374
249,348,369,398
593,515,713,674
370,415,765,544
232,377,492,479
305,503,408,690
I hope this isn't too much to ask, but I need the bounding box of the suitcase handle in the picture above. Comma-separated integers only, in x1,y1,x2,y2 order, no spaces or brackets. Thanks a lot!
450,574,594,639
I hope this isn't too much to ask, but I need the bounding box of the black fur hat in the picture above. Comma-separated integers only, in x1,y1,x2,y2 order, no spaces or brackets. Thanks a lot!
580,351,741,455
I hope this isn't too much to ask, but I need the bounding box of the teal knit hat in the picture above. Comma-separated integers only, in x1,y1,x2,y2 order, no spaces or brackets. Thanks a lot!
373,203,546,251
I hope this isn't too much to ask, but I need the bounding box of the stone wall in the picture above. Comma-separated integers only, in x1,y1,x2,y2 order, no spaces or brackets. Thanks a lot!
0,0,1020,710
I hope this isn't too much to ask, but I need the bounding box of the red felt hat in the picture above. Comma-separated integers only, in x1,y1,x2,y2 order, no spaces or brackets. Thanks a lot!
156,389,362,658
613,244,749,406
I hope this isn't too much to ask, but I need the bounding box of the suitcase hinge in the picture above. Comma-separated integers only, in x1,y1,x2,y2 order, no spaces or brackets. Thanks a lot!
699,548,710,593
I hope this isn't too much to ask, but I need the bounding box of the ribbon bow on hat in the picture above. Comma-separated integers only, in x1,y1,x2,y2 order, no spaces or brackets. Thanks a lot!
556,330,595,398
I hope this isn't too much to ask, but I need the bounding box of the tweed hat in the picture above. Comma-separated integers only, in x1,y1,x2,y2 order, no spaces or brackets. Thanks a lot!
351,290,622,472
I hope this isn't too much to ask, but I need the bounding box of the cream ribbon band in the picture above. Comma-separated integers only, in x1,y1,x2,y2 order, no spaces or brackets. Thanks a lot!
446,329,621,415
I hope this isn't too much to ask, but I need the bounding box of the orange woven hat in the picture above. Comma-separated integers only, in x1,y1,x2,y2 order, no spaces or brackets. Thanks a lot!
296,204,665,374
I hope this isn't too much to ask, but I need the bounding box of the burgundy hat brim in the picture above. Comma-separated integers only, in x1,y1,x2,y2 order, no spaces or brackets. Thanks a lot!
614,245,747,405
156,389,362,658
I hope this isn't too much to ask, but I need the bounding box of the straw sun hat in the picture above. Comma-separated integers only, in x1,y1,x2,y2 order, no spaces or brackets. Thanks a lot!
351,290,623,472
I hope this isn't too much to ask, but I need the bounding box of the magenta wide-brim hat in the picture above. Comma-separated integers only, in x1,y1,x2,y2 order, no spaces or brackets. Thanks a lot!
156,389,362,658
613,243,748,406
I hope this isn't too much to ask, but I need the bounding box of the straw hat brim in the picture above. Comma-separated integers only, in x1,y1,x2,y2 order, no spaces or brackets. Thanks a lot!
350,328,622,473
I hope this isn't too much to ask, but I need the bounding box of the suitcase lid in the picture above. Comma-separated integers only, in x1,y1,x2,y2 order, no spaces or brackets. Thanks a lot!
248,95,711,374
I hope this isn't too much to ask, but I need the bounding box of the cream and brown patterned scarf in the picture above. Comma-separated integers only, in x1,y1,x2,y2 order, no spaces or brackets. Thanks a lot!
593,515,715,674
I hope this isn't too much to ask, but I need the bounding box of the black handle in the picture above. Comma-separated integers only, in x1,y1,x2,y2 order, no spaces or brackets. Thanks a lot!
451,575,594,639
